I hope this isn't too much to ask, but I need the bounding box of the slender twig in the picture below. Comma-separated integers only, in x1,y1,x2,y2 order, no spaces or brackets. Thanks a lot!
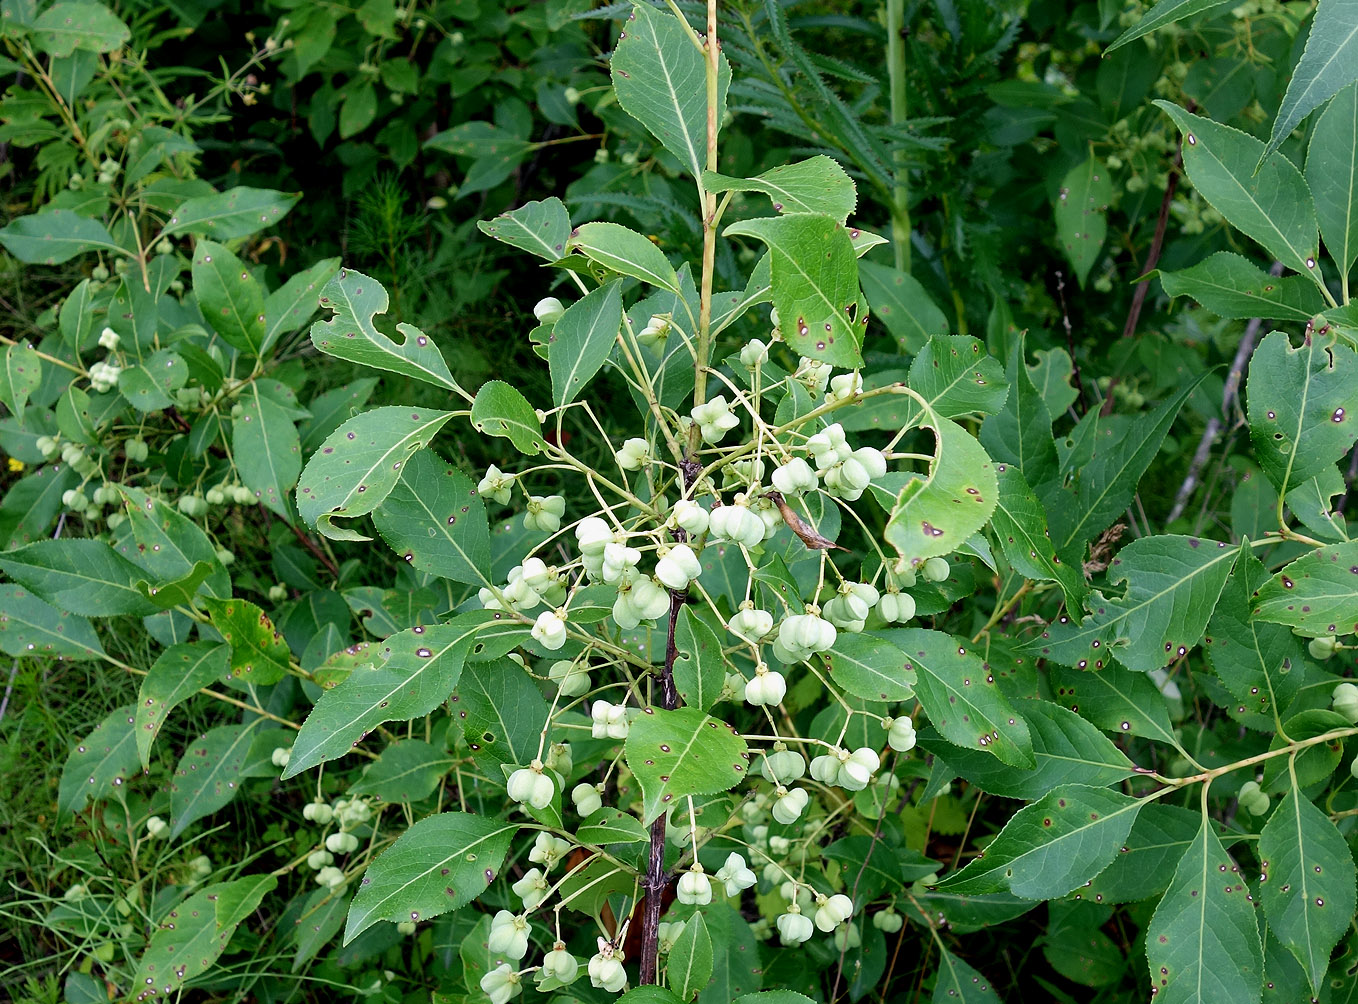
1120,136,1184,340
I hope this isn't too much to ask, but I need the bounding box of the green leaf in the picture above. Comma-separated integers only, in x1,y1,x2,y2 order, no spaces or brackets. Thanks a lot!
576,807,649,845
348,739,450,802
298,377,379,451
112,486,230,599
309,268,461,391
285,618,482,777
477,197,572,261
669,913,714,1002
291,887,348,971
700,902,763,1002
919,699,1134,800
1049,374,1205,550
937,784,1144,899
1107,0,1231,52
261,257,341,354
1157,252,1326,321
622,989,685,1004
610,1,731,182
201,596,293,686
470,380,546,456
192,239,266,356
1285,466,1349,542
550,279,624,407
1265,0,1358,160
624,707,749,824
32,2,128,56
906,335,1010,422
1145,812,1264,1004
371,449,490,587
1054,155,1112,287
858,260,949,355
0,343,41,419
979,335,1060,494
1155,101,1322,283
344,811,516,943
0,583,105,659
1081,803,1203,904
232,382,301,518
1254,540,1358,637
989,464,1088,614
297,406,457,540
0,464,75,548
1307,81,1358,276
569,223,679,292
454,656,549,768
169,721,264,838
724,213,863,367
1049,663,1182,749
0,209,120,264
161,186,300,240
425,121,532,196
135,642,230,767
701,156,857,223
1259,785,1357,992
0,538,159,616
877,627,1034,768
673,606,725,712
118,348,187,412
132,876,278,997
932,948,1001,1003
57,704,138,818
884,416,998,568
339,82,377,138
1247,330,1358,498
823,632,915,702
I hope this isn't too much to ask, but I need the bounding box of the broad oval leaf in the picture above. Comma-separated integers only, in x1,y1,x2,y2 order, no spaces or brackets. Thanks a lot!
0,343,42,419
1049,663,1182,749
477,197,572,261
348,739,450,802
453,656,549,768
823,632,915,702
169,721,264,838
1253,540,1358,637
0,584,105,660
371,449,491,587
57,704,140,818
702,156,858,223
568,223,679,292
0,209,121,264
1158,252,1326,322
160,186,299,240
0,538,159,616
262,256,341,354
576,807,649,845
33,2,129,56
192,239,266,356
201,596,292,686
549,279,624,407
624,707,749,824
470,380,546,456
135,641,231,767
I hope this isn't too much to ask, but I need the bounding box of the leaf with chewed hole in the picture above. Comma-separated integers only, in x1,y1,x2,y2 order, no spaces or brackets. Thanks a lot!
201,596,292,686
344,811,516,943
297,406,457,540
875,628,1034,768
57,704,140,819
284,615,483,777
477,197,572,261
169,721,264,838
136,642,230,767
1145,812,1263,1004
371,449,490,587
1254,540,1358,637
624,707,749,824
937,784,1143,898
309,268,462,392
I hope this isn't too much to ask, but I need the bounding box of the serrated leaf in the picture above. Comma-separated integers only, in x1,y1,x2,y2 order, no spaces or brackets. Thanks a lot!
673,606,725,711
297,406,456,540
192,239,266,356
1307,81,1358,276
931,949,1001,1002
1158,252,1325,321
1054,155,1112,287
454,657,549,768
823,631,915,702
980,335,1060,494
702,156,857,223
885,416,998,568
202,596,292,686
232,382,300,518
576,807,649,845
57,704,139,817
1247,330,1358,498
1156,101,1322,283
1285,466,1349,542
1146,813,1264,1004
262,256,341,354
161,186,299,240
0,209,121,264
1253,539,1358,637
0,538,159,616
1107,0,1231,51
344,811,515,943
907,335,1010,421
610,1,730,182
0,583,105,659
724,213,863,367
877,627,1034,768
1049,663,1181,750
1265,0,1358,161
938,784,1144,898
169,721,263,838
0,343,41,418
550,279,624,407
858,260,948,354
477,197,571,261
285,617,481,776
470,380,546,456
291,887,348,971
568,223,679,292
624,707,749,824
1081,803,1204,904
0,464,76,548
309,268,461,391
669,913,714,1003
112,486,230,598
135,642,230,767
370,449,490,587
989,464,1088,614
118,348,187,412
348,739,450,802
32,2,128,56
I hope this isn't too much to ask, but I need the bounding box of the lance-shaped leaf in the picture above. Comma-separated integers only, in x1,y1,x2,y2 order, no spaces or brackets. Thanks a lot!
980,336,1059,495
454,657,549,768
284,618,481,776
0,538,160,616
232,382,301,518
297,406,456,540
192,240,266,356
291,887,347,971
932,948,1002,1003
477,197,571,260
471,380,547,456
885,415,998,569
161,186,299,240
724,213,864,367
135,642,230,767
169,720,264,837
702,156,858,223
1247,330,1358,498
371,449,491,586
1157,252,1325,322
262,256,341,355
549,279,623,407
858,260,949,354
624,707,749,824
610,1,730,182
348,740,451,803
1054,155,1112,287
344,811,516,942
876,628,1034,768
1081,803,1205,905
0,209,122,264
1106,0,1231,52
1259,785,1357,992
1265,1,1358,160
57,704,139,818
1253,540,1358,637
673,606,725,712
937,784,1144,899
0,464,75,548
0,584,105,659
1049,663,1182,750
1146,813,1264,1004
823,632,915,702
669,913,714,1003
989,464,1087,615
201,596,292,686
0,343,42,419
1156,101,1322,283
1307,81,1358,277
568,223,679,293
309,268,462,392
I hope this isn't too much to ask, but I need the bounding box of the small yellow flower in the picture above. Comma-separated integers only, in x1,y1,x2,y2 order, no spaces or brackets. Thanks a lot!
7,457,23,472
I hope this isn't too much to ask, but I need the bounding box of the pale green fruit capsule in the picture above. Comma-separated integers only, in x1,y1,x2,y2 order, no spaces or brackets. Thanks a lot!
872,909,903,933
921,556,950,582
1310,635,1340,661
